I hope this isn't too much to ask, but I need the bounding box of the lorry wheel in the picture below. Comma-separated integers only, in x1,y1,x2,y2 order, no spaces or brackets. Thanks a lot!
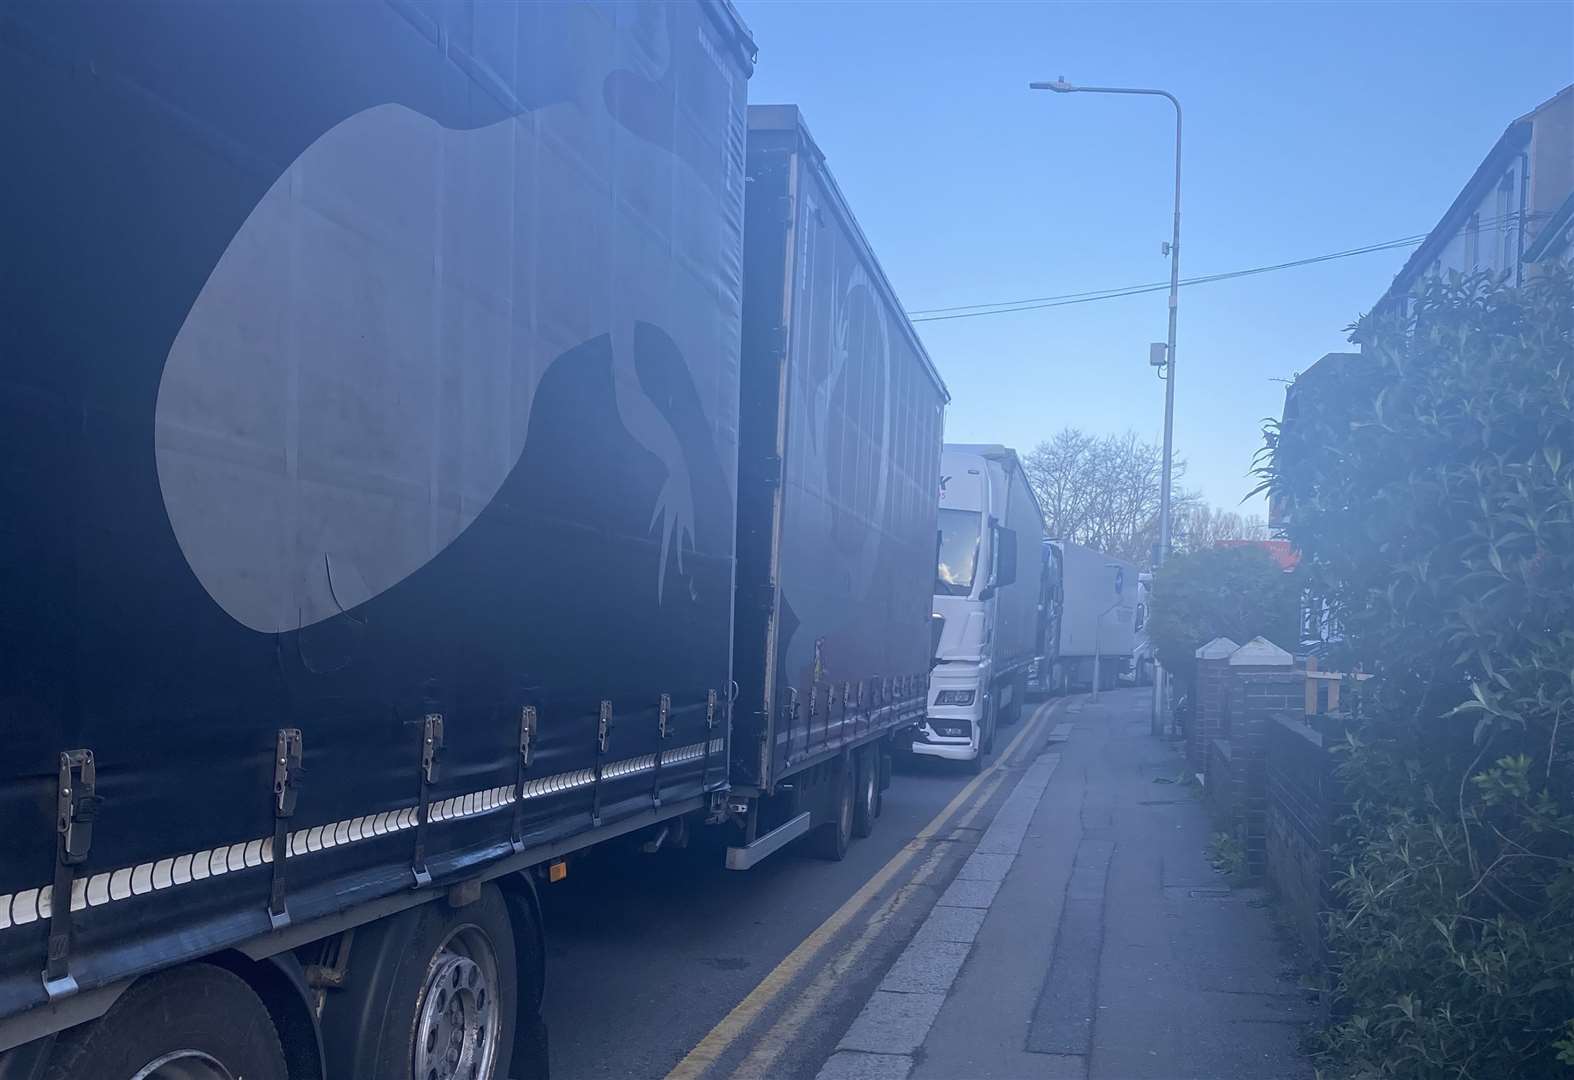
322,883,518,1080
999,678,1023,727
852,748,878,838
43,963,286,1080
811,760,854,860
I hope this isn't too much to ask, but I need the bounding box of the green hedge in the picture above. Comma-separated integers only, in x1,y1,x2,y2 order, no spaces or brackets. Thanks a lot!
1259,270,1574,1078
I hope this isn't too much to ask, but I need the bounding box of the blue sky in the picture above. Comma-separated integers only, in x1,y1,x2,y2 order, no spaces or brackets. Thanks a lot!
735,0,1574,511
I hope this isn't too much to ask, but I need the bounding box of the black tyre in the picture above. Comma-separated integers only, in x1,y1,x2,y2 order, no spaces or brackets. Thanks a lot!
810,759,854,860
852,747,878,838
999,677,1024,727
322,883,518,1080
44,963,286,1080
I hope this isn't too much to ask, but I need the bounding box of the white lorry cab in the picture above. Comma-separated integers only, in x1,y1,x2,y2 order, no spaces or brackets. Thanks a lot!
914,445,1047,770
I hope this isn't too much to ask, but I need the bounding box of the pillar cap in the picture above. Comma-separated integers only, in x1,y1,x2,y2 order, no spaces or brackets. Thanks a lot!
1228,636,1294,666
1195,637,1241,660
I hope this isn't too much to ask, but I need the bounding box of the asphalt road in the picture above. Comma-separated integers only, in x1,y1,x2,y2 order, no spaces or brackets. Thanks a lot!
538,699,1066,1080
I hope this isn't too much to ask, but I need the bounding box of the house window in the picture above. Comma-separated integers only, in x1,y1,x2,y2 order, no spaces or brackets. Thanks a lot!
1498,172,1517,272
1465,212,1480,268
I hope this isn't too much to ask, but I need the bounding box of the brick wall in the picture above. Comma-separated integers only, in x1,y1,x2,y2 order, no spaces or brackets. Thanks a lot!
1206,737,1235,826
1217,669,1303,879
1267,713,1344,972
1194,649,1352,986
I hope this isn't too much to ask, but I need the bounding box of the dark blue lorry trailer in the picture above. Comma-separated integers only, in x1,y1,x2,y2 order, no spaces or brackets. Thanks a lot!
726,105,949,869
0,3,754,1078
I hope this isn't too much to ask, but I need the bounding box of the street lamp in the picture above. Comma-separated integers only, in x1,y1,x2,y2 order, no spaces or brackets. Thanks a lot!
1031,75,1182,737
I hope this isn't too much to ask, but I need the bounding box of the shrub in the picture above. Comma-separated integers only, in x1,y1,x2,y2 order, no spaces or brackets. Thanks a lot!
1147,543,1302,700
1259,269,1574,1079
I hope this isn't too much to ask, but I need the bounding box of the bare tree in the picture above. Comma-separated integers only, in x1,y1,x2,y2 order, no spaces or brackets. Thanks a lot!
1022,430,1097,545
1023,427,1196,566
1173,506,1268,551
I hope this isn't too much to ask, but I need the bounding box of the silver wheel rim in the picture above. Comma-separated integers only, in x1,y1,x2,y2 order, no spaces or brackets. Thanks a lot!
413,924,501,1080
131,1051,235,1080
862,763,877,819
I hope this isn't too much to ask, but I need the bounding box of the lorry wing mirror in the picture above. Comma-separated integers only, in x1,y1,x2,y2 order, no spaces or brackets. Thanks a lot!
994,526,1018,588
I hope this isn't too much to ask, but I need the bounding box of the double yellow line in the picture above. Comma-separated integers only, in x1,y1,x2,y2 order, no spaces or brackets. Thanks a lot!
665,696,1064,1080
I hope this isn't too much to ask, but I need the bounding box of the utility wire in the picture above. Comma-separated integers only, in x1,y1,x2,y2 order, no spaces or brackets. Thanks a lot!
907,236,1422,323
905,214,1525,324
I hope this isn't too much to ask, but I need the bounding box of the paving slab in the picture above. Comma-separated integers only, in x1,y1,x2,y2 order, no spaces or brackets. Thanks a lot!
908,904,986,946
934,875,1002,909
837,991,947,1056
879,939,972,994
958,851,1015,881
815,1050,914,1080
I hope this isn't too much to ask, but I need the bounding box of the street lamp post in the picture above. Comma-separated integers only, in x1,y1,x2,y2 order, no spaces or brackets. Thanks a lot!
1031,76,1182,737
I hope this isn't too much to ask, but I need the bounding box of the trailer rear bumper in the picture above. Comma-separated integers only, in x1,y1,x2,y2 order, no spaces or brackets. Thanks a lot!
725,812,812,871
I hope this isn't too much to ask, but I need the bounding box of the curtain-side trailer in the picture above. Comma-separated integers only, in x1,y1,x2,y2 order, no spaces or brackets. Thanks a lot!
0,3,755,1078
725,105,949,869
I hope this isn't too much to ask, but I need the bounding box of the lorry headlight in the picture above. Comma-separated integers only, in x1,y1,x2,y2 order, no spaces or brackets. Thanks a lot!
934,689,975,706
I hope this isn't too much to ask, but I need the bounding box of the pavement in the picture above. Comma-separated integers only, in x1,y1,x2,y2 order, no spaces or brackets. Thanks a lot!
816,688,1316,1080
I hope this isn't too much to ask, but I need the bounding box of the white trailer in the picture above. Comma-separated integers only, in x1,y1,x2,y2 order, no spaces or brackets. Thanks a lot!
1048,540,1139,693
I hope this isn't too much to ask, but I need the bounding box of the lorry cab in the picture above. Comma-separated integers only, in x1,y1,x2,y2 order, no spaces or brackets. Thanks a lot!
915,445,1043,770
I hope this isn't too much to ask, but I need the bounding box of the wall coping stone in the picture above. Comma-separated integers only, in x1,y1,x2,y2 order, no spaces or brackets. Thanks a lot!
1229,636,1294,667
1196,637,1242,660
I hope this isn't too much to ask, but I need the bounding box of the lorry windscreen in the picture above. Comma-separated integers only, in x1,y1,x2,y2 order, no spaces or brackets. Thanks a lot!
936,508,982,596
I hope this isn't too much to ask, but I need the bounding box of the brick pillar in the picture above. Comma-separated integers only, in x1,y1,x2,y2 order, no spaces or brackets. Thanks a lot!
1191,638,1239,771
1227,638,1299,880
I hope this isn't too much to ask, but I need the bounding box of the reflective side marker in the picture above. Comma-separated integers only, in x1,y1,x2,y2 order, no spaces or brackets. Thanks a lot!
548,860,568,883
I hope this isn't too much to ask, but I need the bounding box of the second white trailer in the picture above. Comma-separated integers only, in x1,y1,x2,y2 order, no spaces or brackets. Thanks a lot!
1049,539,1139,693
